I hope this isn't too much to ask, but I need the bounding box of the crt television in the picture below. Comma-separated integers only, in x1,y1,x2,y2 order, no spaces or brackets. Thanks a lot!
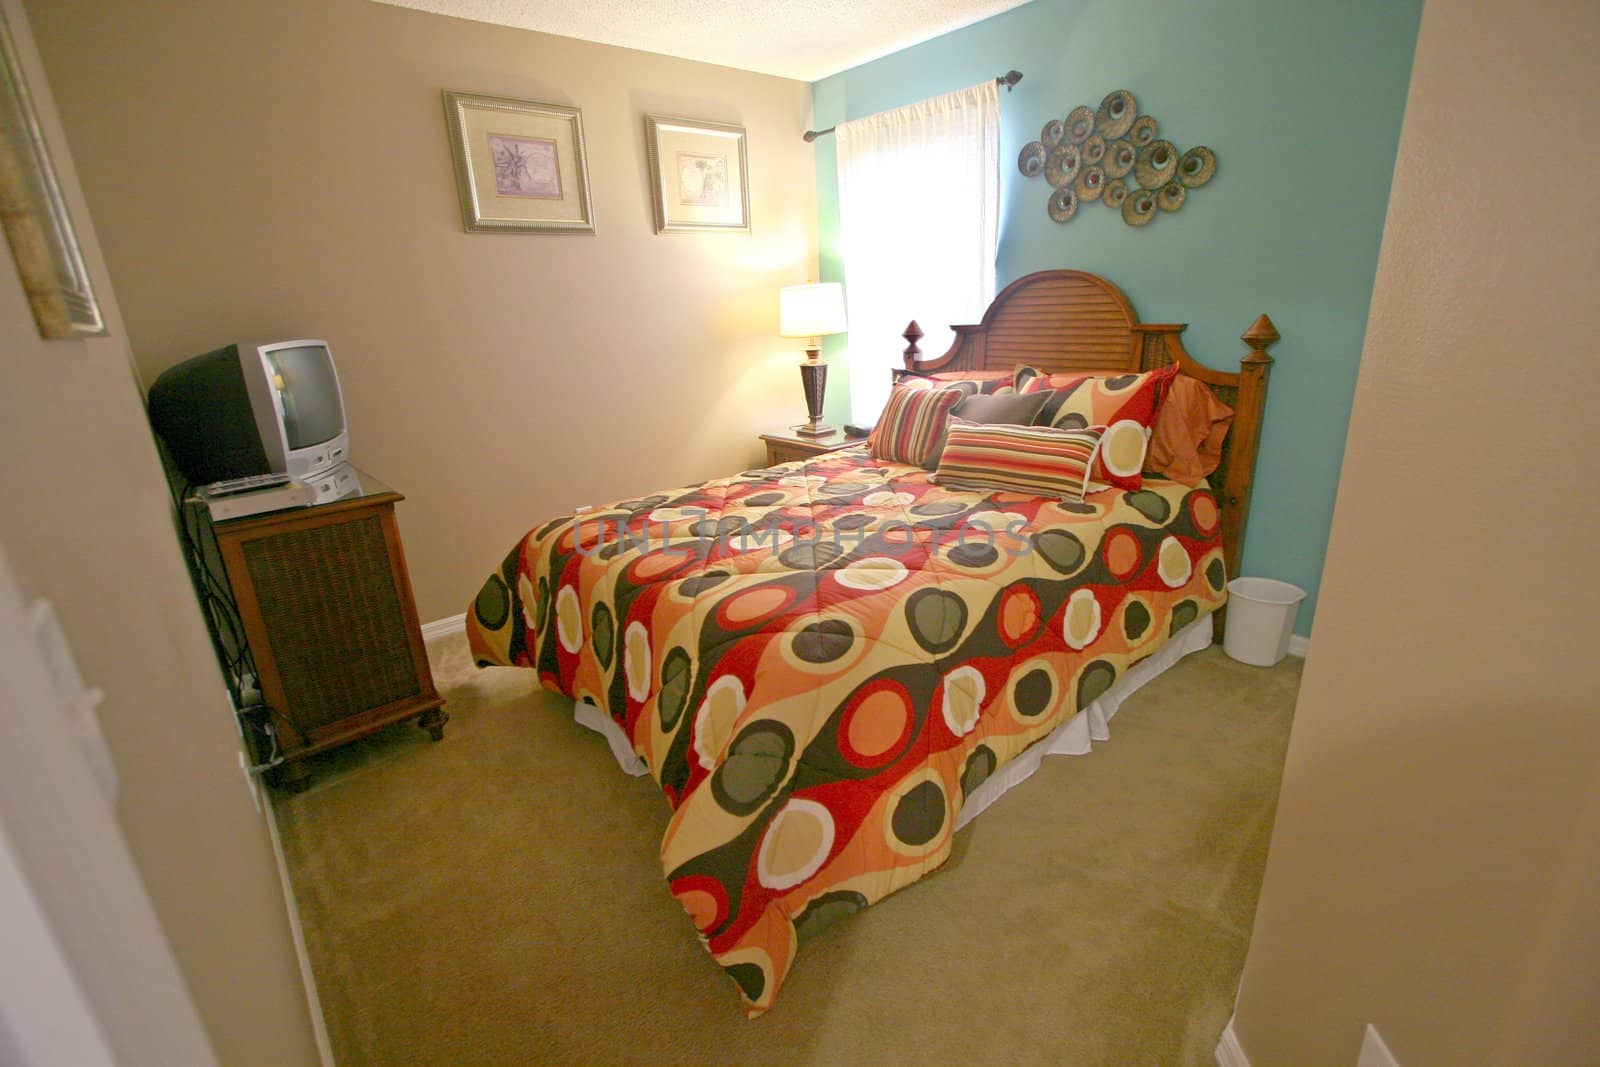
147,339,349,486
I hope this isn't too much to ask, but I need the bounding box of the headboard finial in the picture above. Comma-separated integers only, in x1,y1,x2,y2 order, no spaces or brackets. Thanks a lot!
902,320,925,369
1241,314,1280,363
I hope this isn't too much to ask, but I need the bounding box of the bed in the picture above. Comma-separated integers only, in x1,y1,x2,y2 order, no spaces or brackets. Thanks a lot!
466,269,1278,1016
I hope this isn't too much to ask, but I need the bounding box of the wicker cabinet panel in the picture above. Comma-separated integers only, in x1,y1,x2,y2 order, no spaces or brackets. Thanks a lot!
212,474,445,786
241,515,418,733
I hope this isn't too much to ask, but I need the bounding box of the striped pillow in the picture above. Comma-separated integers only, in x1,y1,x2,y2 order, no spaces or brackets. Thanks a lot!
867,384,963,467
934,423,1106,501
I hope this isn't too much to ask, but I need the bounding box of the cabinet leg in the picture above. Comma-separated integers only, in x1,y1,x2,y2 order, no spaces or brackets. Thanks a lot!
418,706,449,742
268,759,313,793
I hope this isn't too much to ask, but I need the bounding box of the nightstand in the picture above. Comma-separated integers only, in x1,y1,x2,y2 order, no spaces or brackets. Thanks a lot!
759,429,864,466
206,467,445,790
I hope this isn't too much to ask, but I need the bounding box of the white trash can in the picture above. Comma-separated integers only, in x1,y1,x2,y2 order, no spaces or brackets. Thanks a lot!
1223,577,1307,666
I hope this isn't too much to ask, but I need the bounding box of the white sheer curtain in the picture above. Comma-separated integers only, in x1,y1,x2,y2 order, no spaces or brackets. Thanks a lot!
835,81,1000,425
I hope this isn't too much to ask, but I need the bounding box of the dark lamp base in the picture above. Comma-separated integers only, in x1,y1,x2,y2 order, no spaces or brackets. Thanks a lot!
797,349,832,440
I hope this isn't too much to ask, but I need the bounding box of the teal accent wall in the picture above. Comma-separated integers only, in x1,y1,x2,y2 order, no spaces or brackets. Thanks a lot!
812,0,1422,636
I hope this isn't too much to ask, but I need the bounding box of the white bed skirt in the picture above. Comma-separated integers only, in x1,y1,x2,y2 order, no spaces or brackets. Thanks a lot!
570,613,1216,831
956,612,1214,829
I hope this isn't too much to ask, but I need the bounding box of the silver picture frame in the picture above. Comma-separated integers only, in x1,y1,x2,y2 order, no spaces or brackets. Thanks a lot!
0,7,105,338
442,90,595,235
644,115,750,234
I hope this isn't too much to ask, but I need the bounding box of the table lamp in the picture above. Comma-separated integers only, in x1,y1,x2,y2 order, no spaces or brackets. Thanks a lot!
779,282,847,438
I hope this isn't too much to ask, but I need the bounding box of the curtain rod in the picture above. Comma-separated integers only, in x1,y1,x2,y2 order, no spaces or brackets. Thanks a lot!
802,70,1023,142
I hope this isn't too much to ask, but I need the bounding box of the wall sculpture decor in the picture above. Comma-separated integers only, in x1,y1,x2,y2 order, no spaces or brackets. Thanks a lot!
1018,90,1216,228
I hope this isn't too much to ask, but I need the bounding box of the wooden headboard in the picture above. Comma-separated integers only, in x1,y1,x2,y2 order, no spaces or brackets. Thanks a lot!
897,269,1278,595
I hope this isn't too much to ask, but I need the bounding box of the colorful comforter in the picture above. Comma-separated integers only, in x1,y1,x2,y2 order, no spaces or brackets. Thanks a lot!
467,446,1227,1015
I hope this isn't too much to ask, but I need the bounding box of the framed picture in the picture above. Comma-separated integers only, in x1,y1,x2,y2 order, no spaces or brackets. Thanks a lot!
0,8,105,338
442,91,595,234
644,116,750,234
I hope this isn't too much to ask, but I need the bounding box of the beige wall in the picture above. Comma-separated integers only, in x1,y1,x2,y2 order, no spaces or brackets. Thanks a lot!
26,0,819,623
0,0,319,1062
1231,1,1600,1063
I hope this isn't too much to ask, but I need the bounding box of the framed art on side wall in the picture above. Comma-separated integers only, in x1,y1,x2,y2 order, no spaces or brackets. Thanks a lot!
0,7,105,338
442,90,595,234
644,116,750,234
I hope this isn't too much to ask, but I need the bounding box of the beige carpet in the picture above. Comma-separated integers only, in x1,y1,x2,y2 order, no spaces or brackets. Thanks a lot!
273,632,1300,1066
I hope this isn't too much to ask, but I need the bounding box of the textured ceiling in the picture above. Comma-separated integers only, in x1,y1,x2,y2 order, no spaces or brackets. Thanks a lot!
373,0,1032,82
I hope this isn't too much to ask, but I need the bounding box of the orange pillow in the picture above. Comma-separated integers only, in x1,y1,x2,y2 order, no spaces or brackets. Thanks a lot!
1021,365,1179,490
1145,374,1234,485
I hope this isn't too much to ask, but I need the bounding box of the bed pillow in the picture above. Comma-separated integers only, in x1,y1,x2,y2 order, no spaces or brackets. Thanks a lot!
900,375,972,397
933,423,1106,502
1012,364,1045,393
900,370,1016,398
867,384,963,467
918,391,1051,470
1146,374,1234,485
950,390,1048,425
941,364,1064,396
1021,365,1179,490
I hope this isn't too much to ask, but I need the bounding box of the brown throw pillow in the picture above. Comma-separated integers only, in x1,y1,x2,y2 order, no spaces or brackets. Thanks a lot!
921,392,1049,470
951,390,1049,424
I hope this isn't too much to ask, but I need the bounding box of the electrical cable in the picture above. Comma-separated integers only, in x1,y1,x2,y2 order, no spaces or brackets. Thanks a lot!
159,446,289,758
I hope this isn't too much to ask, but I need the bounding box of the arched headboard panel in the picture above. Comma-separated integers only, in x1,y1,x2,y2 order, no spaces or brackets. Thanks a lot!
896,268,1279,623
974,271,1141,374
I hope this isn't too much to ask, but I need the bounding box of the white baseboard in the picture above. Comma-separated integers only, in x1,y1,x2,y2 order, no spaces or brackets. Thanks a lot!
1287,634,1310,657
421,612,466,642
1215,1016,1250,1067
259,788,335,1067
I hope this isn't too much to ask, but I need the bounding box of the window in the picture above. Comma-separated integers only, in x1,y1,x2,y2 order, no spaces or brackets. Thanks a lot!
835,82,1001,424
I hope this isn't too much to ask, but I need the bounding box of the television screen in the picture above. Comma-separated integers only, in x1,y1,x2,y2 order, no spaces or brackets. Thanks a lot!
265,344,343,450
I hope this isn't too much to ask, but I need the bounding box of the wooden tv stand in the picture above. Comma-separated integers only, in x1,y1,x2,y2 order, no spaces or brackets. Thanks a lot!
209,467,445,790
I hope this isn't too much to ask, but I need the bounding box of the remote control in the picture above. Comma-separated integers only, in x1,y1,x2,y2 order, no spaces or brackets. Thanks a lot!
200,472,291,497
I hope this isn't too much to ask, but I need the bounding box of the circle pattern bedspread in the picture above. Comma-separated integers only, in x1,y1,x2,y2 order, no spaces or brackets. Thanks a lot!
467,446,1227,1016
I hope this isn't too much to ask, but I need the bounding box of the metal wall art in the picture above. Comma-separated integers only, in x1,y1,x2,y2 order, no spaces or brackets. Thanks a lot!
1017,90,1216,228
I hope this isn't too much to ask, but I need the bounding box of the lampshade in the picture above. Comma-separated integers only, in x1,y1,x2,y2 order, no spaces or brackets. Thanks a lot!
779,283,848,338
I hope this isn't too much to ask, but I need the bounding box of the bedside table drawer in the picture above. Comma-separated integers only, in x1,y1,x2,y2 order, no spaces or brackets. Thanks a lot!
758,430,862,469
766,441,820,466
